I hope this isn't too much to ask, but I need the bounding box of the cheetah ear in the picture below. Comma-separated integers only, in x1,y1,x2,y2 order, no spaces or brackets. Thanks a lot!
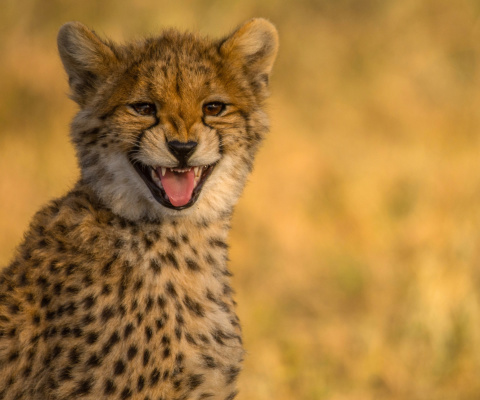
220,18,279,91
57,21,118,106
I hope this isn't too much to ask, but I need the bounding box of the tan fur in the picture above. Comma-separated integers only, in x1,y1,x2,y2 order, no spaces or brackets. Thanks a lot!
0,19,278,400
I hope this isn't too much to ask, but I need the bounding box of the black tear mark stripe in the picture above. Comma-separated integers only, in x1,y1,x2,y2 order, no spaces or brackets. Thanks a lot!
129,115,161,158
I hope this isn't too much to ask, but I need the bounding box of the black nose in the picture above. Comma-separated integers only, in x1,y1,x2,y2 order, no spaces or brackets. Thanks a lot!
167,140,197,165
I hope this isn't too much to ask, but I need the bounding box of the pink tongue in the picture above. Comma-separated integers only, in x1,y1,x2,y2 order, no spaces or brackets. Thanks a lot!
158,168,195,207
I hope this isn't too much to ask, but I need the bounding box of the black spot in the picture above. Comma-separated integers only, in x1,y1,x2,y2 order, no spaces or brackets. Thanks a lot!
175,352,185,365
143,349,151,366
166,252,179,269
101,306,115,322
42,326,58,340
150,258,161,274
124,323,135,339
184,295,205,317
120,387,132,399
17,272,29,286
52,345,63,360
66,285,80,294
82,295,95,311
143,236,154,249
102,331,120,355
224,391,239,400
104,379,116,395
82,313,96,325
204,253,215,266
53,282,62,295
8,303,20,315
155,317,166,331
137,375,145,392
114,359,126,375
176,313,184,325
175,326,182,340
157,295,167,308
32,313,41,325
86,331,99,344
59,366,73,381
127,345,138,360
146,296,154,312
40,295,51,308
86,353,102,367
102,284,112,295
150,368,161,386
72,326,83,337
202,354,217,369
188,374,205,390
209,238,228,249
185,258,200,271
162,334,171,346
167,237,178,248
166,281,177,298
65,263,77,275
134,278,144,291
36,275,49,288
74,377,93,396
118,304,126,316
49,261,60,274
22,365,32,377
26,292,35,304
225,366,241,384
145,326,153,342
61,327,72,337
163,347,171,359
66,348,80,366
185,333,197,346
101,259,115,276
130,299,138,311
83,273,94,287
212,329,228,345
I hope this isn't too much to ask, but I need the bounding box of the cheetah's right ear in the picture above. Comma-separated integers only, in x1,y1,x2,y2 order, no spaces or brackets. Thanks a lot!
57,22,118,106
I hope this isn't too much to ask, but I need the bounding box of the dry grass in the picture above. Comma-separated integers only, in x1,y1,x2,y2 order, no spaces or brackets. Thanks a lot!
1,0,480,398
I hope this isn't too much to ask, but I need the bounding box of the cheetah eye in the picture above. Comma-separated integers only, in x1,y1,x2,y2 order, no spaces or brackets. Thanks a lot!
202,102,225,117
131,102,157,116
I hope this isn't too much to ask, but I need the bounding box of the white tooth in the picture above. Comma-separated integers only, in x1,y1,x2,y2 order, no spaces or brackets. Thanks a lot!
161,167,167,177
194,167,199,177
151,169,162,187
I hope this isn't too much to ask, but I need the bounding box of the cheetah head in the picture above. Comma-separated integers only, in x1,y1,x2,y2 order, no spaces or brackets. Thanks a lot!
57,19,278,221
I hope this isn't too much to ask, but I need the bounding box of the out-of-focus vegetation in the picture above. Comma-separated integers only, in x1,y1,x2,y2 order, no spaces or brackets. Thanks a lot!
2,0,480,398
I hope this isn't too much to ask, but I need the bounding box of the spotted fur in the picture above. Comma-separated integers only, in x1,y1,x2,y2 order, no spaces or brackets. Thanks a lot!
0,19,278,400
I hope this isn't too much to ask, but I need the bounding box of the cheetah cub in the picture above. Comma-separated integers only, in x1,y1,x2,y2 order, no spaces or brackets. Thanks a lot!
0,19,278,400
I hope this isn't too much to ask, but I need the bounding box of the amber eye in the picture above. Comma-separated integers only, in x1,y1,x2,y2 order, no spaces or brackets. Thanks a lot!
131,102,156,116
202,102,225,117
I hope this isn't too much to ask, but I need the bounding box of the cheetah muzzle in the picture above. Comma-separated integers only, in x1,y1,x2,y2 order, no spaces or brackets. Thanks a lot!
130,156,217,210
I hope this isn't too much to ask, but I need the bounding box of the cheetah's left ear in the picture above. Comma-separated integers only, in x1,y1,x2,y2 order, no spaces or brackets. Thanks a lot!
57,22,118,106
220,18,279,90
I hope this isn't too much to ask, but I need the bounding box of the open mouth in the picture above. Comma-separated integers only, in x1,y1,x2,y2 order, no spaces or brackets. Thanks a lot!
131,160,216,210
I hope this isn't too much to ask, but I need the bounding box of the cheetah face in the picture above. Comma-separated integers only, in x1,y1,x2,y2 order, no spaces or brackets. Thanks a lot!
58,20,278,220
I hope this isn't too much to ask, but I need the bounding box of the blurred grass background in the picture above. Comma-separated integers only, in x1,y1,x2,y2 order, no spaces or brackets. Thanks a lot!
1,0,480,399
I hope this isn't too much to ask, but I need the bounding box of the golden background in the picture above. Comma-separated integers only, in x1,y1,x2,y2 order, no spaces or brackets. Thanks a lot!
1,0,480,399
